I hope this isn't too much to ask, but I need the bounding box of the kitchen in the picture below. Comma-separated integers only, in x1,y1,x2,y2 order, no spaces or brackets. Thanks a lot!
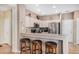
0,4,79,54
18,4,78,54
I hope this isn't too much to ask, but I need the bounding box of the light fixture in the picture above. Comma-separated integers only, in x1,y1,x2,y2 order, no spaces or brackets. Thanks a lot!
52,5,56,8
56,10,58,13
35,4,39,7
36,9,41,12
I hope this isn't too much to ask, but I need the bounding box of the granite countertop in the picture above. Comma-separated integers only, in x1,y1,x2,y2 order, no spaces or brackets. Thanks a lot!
20,33,64,40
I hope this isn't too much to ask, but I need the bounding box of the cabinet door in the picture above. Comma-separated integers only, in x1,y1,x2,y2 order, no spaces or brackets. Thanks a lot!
0,11,11,45
76,18,79,44
62,20,73,42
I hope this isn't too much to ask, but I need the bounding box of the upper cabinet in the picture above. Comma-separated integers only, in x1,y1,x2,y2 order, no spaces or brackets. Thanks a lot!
62,12,73,20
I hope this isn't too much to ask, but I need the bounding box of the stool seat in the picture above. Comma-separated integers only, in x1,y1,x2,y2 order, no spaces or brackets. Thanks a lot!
32,40,42,54
45,41,57,45
20,38,31,54
45,41,57,54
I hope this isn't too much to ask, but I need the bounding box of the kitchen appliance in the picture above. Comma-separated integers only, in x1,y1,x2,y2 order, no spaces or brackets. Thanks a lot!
31,27,49,33
48,22,60,34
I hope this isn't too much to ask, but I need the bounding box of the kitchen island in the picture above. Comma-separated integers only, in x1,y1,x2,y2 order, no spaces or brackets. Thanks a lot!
20,33,68,54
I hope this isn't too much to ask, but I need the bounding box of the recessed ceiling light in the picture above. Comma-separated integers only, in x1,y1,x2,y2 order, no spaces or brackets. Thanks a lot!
36,9,41,12
52,5,56,8
56,10,58,13
35,4,39,7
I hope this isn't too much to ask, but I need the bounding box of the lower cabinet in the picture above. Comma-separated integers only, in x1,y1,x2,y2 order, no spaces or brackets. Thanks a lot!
20,38,57,54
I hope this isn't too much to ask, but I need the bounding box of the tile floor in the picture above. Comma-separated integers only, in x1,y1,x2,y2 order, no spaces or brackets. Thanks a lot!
0,42,79,54
69,42,79,54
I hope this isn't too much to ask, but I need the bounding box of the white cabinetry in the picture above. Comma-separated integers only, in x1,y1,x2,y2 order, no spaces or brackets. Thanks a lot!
76,18,79,44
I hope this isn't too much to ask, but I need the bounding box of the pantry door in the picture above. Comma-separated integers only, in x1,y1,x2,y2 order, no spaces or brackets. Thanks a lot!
62,20,73,43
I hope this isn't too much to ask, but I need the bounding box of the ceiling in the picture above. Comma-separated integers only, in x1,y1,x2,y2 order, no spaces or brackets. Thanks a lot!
0,4,79,16
25,4,79,16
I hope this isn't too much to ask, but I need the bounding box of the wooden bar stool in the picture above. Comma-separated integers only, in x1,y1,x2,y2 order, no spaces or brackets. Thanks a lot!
32,40,42,54
45,41,57,54
20,38,31,54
